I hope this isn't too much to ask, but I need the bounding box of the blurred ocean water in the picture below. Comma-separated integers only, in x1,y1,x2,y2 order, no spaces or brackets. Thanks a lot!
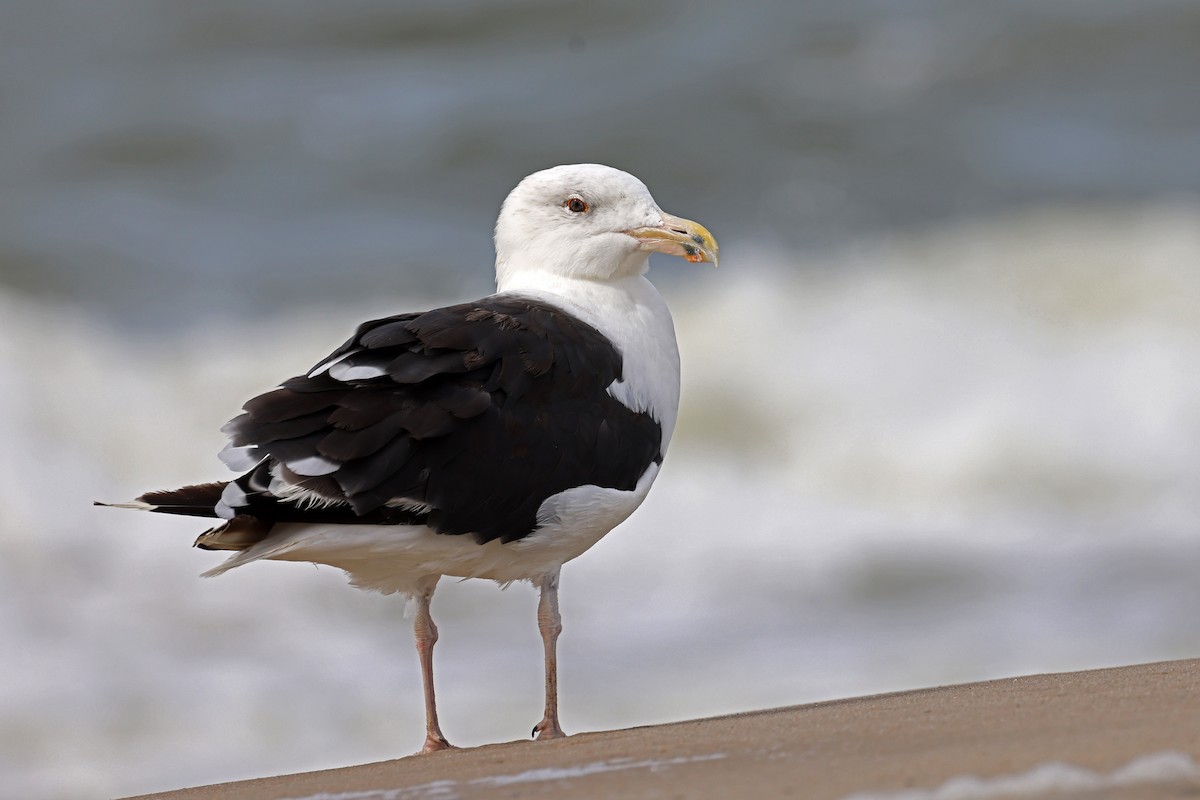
2,2,1199,799
4,0,1200,326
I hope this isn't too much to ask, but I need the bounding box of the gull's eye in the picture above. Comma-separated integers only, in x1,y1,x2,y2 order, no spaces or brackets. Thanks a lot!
565,196,589,214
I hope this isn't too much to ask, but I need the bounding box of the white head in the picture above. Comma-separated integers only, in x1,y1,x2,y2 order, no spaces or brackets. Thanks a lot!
494,164,717,290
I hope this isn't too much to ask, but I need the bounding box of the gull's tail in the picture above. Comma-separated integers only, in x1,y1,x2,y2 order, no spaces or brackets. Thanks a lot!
95,482,274,554
94,481,228,518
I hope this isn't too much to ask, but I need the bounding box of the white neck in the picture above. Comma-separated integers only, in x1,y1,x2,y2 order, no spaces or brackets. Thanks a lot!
496,265,682,450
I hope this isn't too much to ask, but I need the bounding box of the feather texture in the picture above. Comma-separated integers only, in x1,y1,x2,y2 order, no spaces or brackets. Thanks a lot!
139,295,663,546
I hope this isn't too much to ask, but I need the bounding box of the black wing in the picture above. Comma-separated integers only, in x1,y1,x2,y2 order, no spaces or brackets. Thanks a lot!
208,296,662,544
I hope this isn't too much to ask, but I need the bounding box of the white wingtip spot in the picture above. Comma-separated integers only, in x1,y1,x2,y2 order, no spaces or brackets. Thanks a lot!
285,454,342,477
308,349,358,378
220,481,249,509
328,361,389,381
219,442,263,471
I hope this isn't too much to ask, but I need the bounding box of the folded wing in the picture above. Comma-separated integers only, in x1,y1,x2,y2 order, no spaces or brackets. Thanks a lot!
145,296,663,545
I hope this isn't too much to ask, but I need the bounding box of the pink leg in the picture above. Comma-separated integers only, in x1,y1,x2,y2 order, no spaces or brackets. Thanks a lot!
532,570,566,740
413,583,454,753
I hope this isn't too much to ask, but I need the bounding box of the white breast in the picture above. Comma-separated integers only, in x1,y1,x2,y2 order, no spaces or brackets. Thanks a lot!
497,271,682,449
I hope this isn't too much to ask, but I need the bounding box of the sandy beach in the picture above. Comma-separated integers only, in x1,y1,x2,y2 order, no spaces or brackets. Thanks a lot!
125,658,1200,800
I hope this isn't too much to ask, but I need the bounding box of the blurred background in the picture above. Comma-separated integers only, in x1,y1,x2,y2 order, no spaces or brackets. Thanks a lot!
3,1,1199,797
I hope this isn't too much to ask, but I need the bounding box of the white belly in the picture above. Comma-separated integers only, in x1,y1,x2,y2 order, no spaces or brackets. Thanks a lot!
205,463,661,596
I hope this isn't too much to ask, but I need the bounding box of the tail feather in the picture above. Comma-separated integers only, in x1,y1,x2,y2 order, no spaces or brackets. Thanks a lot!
93,500,157,511
199,519,298,577
194,515,274,552
136,482,227,517
99,482,276,570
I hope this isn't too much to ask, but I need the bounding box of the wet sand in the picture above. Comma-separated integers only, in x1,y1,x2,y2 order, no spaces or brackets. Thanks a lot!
126,659,1200,800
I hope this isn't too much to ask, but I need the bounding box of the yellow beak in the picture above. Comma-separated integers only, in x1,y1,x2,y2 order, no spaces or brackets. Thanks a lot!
626,212,719,267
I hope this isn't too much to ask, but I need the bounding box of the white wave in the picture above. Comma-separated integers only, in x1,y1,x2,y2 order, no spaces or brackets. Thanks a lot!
842,750,1200,800
279,754,727,800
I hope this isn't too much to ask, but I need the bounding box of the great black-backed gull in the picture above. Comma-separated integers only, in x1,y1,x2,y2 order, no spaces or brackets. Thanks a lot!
99,163,718,753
